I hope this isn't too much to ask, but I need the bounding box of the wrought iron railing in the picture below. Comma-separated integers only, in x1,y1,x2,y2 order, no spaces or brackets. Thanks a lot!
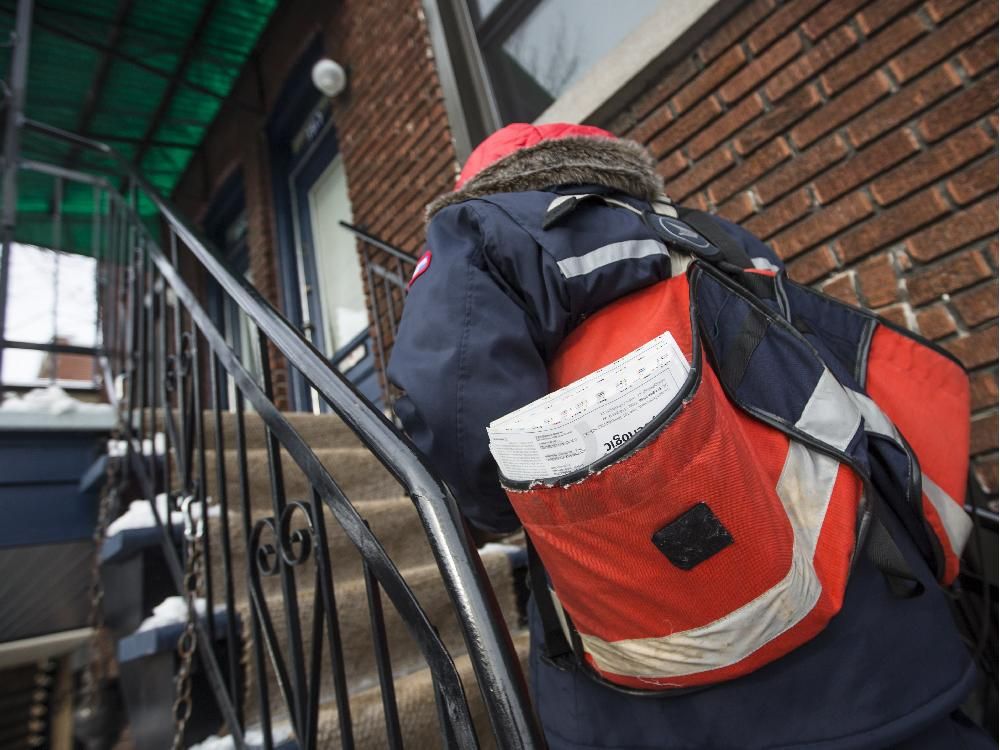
0,40,542,745
341,222,415,410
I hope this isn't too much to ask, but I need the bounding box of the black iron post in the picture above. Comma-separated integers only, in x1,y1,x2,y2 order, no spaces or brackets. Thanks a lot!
0,0,33,389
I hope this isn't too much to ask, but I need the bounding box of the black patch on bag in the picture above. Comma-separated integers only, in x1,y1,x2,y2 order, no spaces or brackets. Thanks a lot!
652,502,734,570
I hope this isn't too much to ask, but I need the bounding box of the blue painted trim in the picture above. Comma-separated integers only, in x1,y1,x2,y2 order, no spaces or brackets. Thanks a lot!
117,609,231,662
268,36,325,411
78,454,107,492
100,523,182,565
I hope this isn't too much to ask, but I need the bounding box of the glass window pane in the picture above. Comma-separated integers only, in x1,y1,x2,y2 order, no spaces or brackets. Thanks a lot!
486,0,661,122
308,155,366,356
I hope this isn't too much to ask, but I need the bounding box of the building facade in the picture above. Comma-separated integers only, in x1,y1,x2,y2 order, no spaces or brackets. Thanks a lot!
172,0,998,496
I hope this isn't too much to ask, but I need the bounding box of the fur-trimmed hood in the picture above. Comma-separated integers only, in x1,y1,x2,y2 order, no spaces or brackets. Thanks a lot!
426,136,663,221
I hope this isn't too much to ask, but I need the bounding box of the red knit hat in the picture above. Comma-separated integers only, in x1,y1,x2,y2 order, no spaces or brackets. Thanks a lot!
455,122,616,189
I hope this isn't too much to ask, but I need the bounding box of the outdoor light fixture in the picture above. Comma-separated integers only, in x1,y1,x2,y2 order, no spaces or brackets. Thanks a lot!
311,58,348,97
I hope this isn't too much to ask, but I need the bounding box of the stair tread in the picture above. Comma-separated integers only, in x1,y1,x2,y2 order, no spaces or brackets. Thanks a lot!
239,549,524,728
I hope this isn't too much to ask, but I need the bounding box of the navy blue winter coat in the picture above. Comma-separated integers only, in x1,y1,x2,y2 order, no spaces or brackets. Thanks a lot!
387,134,981,749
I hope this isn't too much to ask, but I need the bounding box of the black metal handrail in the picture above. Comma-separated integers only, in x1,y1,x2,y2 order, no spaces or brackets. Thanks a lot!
340,221,415,409
12,116,543,748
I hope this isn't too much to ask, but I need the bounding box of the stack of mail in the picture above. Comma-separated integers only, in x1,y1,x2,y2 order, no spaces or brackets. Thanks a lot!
487,331,691,482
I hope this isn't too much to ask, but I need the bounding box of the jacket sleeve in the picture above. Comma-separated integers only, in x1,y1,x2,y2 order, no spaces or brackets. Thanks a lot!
387,202,547,534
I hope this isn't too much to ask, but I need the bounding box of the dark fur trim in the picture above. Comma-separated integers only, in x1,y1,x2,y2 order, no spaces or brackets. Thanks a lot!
426,136,663,220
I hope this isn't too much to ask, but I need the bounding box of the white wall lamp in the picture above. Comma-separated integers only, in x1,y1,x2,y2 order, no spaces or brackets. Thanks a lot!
311,58,349,98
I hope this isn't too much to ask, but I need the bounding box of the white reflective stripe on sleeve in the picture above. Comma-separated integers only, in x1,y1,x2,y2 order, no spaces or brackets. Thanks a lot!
650,197,678,218
556,239,669,279
751,257,780,272
545,193,646,217
571,368,863,679
923,475,973,557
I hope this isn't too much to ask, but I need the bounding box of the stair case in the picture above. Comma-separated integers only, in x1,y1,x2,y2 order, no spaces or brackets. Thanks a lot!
0,117,544,748
100,410,531,748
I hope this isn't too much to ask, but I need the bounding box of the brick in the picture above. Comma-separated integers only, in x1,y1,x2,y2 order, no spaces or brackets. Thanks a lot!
631,104,675,144
870,125,993,205
918,70,1000,142
943,324,997,370
958,30,999,77
630,57,699,120
608,110,636,136
788,246,839,283
791,71,892,148
855,0,921,35
973,455,999,494
876,303,915,328
906,196,999,261
890,2,999,83
821,14,926,95
699,0,777,62
765,26,858,101
709,139,792,203
908,250,994,304
720,35,803,104
667,148,735,199
657,151,689,182
835,188,951,262
747,0,824,54
687,191,711,212
802,0,867,40
649,97,723,158
745,188,813,239
821,271,860,304
673,47,747,113
772,191,873,260
756,135,848,204
734,85,822,155
717,191,757,222
947,153,998,205
953,280,999,327
970,370,999,411
813,129,920,205
971,412,999,454
916,304,958,339
926,0,975,24
858,253,900,307
688,95,766,160
846,66,962,148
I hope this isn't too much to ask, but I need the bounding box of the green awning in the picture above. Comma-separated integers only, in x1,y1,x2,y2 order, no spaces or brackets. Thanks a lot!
0,0,279,256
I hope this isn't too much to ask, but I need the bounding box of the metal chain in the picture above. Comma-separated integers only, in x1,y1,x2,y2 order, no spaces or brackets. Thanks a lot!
79,462,122,714
172,495,204,750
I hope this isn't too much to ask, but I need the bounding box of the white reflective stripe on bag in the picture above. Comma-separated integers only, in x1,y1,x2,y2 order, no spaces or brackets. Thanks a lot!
570,368,862,680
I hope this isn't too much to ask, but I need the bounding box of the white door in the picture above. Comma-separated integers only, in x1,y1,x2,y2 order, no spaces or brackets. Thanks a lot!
307,155,367,358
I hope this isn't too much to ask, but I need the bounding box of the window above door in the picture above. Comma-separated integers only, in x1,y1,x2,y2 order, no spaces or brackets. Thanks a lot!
468,0,662,124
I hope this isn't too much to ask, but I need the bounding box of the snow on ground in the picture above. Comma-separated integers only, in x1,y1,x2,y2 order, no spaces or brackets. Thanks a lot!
105,496,220,537
0,385,114,429
136,596,209,632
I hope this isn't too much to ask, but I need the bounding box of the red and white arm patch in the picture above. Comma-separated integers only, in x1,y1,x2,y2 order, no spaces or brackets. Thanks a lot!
408,250,432,289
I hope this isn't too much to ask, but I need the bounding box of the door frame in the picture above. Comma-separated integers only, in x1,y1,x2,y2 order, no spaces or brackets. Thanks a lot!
267,37,331,411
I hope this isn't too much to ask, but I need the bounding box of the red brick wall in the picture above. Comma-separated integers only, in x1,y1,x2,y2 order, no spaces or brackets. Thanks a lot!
608,0,999,498
172,0,457,406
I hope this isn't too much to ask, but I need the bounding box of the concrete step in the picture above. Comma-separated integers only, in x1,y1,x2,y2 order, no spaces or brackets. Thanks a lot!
141,409,362,452
316,629,530,750
200,447,402,513
240,550,524,727
204,496,437,603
